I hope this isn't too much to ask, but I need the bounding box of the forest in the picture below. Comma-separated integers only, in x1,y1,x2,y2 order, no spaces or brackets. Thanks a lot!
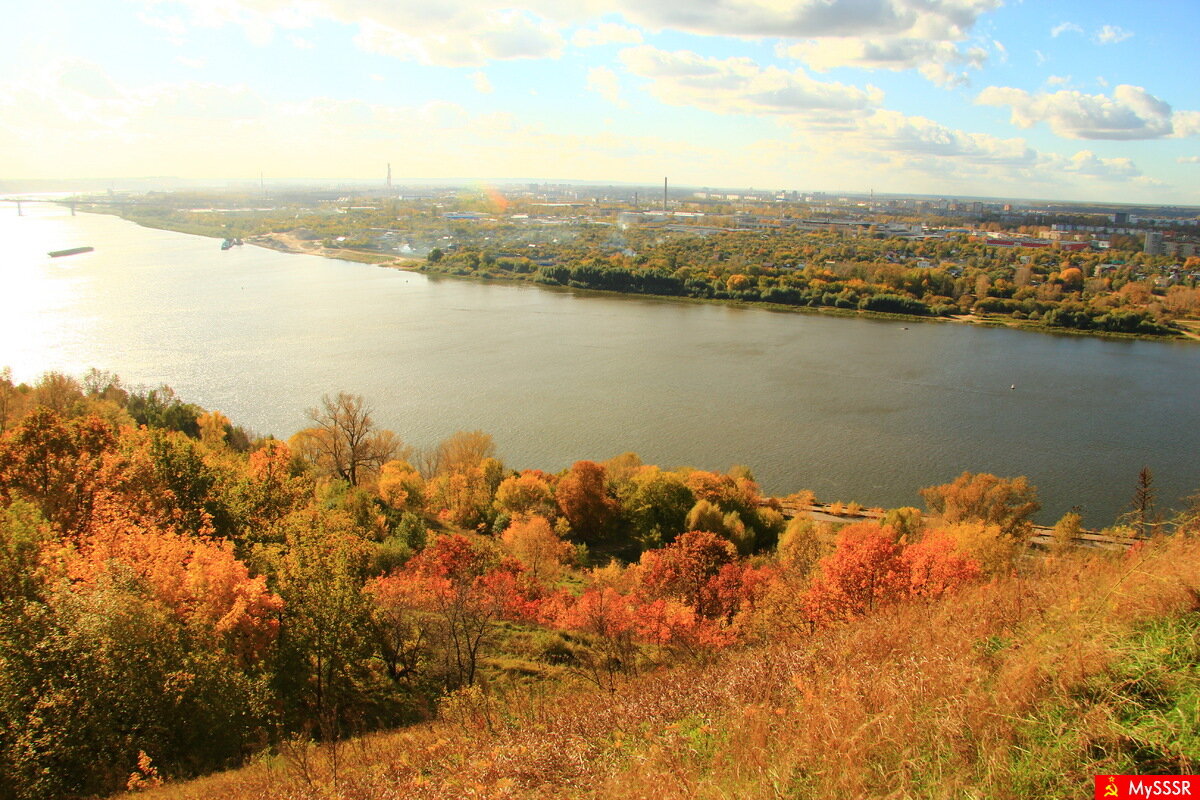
0,368,1197,799
423,227,1195,337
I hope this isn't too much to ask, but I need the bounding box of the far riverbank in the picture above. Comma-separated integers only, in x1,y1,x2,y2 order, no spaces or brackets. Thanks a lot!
101,209,1196,345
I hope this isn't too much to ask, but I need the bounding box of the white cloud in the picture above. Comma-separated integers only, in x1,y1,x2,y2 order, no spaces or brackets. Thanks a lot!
572,22,642,48
1095,25,1132,45
1051,22,1083,37
132,0,1003,75
472,71,494,94
353,12,564,67
1178,156,1200,164
586,66,624,107
621,46,882,117
856,109,1034,165
288,35,315,49
138,11,189,45
175,56,206,69
1175,112,1200,138
623,0,1001,41
780,38,986,87
1045,75,1070,87
1053,150,1139,178
976,84,1199,140
1,56,1175,202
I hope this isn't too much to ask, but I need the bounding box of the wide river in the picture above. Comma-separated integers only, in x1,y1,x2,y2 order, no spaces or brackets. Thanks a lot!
3,202,1197,525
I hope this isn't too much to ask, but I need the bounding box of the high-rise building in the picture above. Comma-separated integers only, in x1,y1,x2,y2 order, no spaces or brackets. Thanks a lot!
1144,231,1164,255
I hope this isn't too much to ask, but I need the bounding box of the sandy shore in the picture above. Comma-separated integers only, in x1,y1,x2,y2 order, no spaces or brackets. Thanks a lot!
246,232,424,268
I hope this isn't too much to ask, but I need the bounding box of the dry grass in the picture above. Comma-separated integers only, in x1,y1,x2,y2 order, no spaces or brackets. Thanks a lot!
124,536,1200,800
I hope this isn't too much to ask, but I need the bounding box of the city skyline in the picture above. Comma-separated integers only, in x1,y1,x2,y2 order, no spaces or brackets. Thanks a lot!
2,0,1199,204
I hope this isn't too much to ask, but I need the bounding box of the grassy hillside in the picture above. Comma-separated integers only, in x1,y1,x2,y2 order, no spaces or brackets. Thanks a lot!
122,534,1200,800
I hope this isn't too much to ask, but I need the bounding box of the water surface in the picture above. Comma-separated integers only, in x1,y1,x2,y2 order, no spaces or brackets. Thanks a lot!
3,202,1197,525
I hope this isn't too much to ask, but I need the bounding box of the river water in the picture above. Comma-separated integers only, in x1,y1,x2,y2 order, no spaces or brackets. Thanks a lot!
3,202,1197,525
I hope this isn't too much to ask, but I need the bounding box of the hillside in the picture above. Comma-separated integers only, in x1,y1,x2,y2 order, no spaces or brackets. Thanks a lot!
124,534,1200,800
0,368,1195,800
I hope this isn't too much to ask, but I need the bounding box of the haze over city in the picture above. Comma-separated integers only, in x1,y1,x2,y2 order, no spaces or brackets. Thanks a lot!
3,1,1200,202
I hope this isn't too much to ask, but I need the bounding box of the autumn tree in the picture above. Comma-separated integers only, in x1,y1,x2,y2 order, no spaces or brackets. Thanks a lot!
374,534,529,689
902,533,980,599
552,587,641,690
556,461,618,545
637,530,738,614
197,409,231,448
271,508,377,739
777,516,827,578
0,577,268,800
804,523,908,625
933,521,1020,575
620,466,694,549
428,430,496,477
292,393,404,487
920,472,1040,536
427,462,498,530
493,470,555,519
377,459,426,513
0,501,48,602
500,515,570,583
0,408,115,537
1125,466,1158,538
0,368,24,434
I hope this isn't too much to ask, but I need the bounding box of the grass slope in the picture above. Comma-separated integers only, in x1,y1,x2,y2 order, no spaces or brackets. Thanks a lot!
124,536,1200,800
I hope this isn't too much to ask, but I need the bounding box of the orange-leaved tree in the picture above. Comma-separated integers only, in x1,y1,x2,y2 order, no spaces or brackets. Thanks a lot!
556,461,618,544
804,522,909,626
57,497,282,664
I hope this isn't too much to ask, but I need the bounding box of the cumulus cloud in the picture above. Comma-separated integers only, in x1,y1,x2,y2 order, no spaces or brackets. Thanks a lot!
131,0,1003,74
1178,156,1200,164
572,22,642,47
976,84,1199,140
857,110,1034,165
353,12,563,67
471,71,494,94
621,45,882,117
623,0,1000,40
1053,150,1139,178
1095,25,1132,44
587,66,624,106
780,38,986,87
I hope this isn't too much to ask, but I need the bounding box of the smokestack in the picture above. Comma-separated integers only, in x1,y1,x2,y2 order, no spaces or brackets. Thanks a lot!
663,177,668,214
387,163,392,191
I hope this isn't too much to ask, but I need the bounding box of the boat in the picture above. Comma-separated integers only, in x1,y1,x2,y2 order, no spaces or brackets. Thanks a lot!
221,238,234,250
47,246,94,258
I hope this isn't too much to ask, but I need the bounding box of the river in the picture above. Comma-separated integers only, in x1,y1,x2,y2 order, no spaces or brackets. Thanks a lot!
3,201,1197,526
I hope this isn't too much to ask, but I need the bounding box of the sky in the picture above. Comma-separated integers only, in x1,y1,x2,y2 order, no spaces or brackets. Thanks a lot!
2,0,1199,204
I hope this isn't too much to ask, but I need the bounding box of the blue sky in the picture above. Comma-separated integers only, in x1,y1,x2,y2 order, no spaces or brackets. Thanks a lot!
2,0,1199,203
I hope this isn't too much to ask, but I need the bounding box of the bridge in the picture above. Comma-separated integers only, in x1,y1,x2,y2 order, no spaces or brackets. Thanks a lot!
0,196,139,216
0,197,81,216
